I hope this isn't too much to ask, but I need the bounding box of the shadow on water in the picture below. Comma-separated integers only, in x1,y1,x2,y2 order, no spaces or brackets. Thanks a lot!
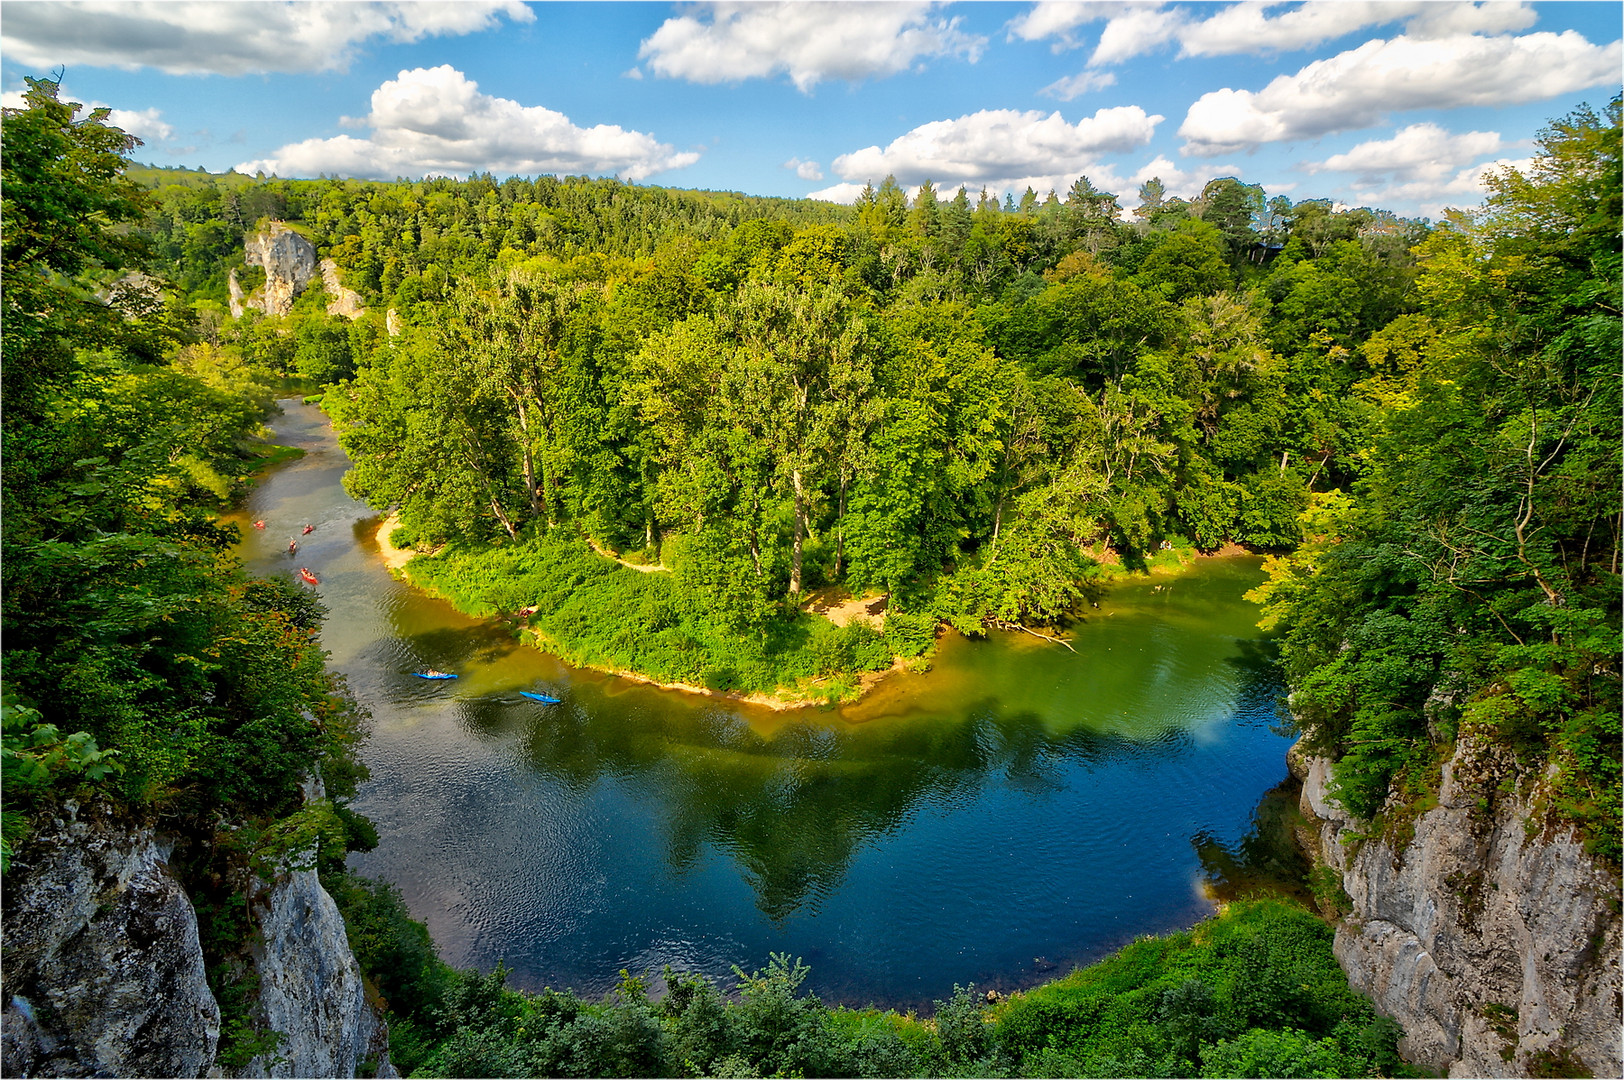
1194,777,1315,907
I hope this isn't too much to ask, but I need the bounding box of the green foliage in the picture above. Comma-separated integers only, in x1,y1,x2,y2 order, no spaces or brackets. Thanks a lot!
407,532,890,699
994,900,1402,1078
326,897,1398,1079
1255,99,1621,857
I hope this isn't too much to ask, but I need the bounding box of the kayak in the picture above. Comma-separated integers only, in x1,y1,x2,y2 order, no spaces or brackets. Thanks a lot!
253,520,266,529
519,691,561,704
302,524,315,535
298,568,319,585
413,672,458,680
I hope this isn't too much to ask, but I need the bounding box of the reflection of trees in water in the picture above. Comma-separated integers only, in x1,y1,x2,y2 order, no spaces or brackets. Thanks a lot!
1193,777,1314,907
453,691,1210,922
386,598,1290,922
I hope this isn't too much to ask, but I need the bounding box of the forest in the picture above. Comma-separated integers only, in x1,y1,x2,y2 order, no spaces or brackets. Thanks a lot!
2,75,1618,1078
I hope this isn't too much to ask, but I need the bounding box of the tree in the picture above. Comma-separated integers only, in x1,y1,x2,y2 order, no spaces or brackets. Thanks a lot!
2,78,157,424
718,282,876,598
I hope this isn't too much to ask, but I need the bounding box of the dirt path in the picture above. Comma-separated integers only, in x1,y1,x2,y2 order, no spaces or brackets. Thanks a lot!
588,537,668,573
803,587,888,629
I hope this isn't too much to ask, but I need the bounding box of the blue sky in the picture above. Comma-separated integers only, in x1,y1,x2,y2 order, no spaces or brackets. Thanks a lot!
2,1,1618,217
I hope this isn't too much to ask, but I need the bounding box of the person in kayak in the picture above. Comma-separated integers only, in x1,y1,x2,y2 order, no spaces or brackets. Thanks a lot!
288,539,298,555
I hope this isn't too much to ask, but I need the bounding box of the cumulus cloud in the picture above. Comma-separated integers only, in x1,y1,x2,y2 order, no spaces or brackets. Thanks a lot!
808,148,1239,209
784,157,825,181
0,1,532,76
235,66,700,182
106,106,175,143
1006,1,1142,52
1297,122,1533,216
1009,1,1540,65
3,84,176,143
1180,31,1621,155
638,1,985,92
1342,156,1535,217
808,105,1162,201
1303,123,1511,184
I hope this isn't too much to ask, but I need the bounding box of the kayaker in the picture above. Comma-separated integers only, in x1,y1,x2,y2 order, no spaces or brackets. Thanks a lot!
253,520,266,529
288,539,298,555
302,523,315,535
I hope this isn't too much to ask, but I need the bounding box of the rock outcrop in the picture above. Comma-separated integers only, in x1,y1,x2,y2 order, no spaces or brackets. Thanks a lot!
1,803,220,1078
230,223,317,318
2,796,393,1079
320,258,367,320
1293,737,1622,1078
233,776,394,1078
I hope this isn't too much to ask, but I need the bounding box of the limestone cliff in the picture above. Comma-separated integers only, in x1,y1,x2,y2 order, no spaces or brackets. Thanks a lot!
2,802,219,1078
320,258,367,320
230,223,317,318
1292,738,1622,1078
1,799,393,1079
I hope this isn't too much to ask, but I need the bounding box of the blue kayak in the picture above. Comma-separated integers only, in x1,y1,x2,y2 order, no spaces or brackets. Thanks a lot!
519,691,561,704
412,672,458,680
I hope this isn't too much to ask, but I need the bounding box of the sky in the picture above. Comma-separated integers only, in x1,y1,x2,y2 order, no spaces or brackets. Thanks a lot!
1,1,1618,218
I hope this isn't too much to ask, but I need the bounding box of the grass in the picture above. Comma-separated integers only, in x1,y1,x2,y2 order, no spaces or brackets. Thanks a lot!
405,531,892,702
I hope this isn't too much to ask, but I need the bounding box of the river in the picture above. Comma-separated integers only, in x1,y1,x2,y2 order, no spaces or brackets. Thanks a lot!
227,398,1304,1010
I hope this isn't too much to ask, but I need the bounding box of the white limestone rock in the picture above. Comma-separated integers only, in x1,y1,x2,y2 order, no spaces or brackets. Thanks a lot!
321,258,367,320
1297,736,1622,1078
241,223,317,317
1,805,221,1078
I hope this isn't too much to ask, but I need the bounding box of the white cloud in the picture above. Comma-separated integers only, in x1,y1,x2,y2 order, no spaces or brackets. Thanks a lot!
1089,4,1183,66
106,106,174,143
1405,1,1539,38
1008,1,1540,66
814,105,1162,200
1179,31,1622,155
0,1,532,76
1041,70,1117,101
1176,2,1420,58
1303,123,1510,183
235,66,700,182
637,1,985,93
1006,1,1145,52
807,148,1240,208
784,157,825,181
1341,155,1536,217
3,84,175,143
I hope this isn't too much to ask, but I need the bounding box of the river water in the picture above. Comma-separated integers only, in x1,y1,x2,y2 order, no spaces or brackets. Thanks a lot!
228,399,1300,1009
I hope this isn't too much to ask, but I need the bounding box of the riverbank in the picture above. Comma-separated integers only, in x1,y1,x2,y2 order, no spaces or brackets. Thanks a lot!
372,522,1256,711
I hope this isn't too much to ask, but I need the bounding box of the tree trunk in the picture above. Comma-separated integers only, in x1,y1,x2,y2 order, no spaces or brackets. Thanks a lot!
514,395,543,521
789,468,805,597
834,472,848,578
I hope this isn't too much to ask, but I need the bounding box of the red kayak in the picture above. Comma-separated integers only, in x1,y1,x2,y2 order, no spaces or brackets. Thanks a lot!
298,568,319,585
253,520,267,529
302,524,315,535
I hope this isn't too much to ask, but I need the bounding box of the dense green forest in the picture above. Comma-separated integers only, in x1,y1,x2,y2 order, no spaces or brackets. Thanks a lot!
4,75,1617,1079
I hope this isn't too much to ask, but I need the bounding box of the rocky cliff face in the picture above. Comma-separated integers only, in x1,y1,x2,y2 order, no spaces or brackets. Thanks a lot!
320,258,367,321
230,223,317,318
1293,738,1622,1078
2,799,393,1079
1,803,219,1078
